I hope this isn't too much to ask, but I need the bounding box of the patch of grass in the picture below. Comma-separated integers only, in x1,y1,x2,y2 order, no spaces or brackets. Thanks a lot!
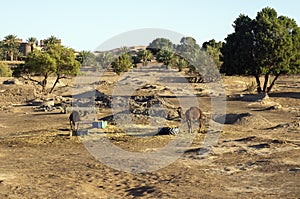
0,62,12,77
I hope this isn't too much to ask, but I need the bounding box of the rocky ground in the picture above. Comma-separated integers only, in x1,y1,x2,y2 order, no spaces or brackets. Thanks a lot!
0,66,299,198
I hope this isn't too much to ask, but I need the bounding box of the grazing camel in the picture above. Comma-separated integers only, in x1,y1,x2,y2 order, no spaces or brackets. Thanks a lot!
69,111,80,136
177,107,203,133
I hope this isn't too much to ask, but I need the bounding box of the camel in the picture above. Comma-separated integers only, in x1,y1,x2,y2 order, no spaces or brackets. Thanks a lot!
69,111,80,136
177,107,203,133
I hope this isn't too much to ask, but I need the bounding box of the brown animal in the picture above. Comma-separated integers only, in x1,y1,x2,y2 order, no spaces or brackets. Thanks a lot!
177,107,203,133
69,111,80,136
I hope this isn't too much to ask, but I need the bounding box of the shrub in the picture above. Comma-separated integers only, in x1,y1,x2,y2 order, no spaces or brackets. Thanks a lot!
0,62,12,77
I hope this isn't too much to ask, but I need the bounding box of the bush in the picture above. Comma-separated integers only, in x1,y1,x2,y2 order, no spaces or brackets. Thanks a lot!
0,62,12,77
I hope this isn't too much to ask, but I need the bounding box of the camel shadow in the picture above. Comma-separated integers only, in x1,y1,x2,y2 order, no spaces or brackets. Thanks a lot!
126,186,156,197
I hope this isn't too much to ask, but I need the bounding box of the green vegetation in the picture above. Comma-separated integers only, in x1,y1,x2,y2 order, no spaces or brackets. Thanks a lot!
156,48,175,68
13,36,80,93
111,53,133,75
96,51,114,69
136,49,154,66
0,7,297,94
147,38,175,55
1,34,21,61
76,50,96,67
0,62,12,77
221,7,300,93
202,39,223,70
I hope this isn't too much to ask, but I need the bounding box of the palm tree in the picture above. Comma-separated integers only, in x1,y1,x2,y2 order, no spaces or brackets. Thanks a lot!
76,50,96,67
43,35,61,50
27,37,38,52
175,56,188,72
119,46,130,54
0,41,6,60
3,34,20,61
96,51,114,69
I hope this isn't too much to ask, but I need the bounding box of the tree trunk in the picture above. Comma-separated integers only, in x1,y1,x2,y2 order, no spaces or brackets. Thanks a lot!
10,51,13,61
262,73,270,93
267,73,280,93
254,74,262,93
49,75,60,94
41,75,48,93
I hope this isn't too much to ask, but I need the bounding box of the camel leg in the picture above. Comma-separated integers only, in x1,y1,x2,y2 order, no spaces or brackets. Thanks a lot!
75,122,80,136
187,120,192,134
198,119,202,133
70,121,73,137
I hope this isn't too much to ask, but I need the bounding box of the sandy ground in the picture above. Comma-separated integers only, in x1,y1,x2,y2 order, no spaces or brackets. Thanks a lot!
0,65,299,198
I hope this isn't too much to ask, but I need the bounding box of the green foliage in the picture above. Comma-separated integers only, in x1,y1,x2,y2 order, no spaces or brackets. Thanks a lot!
15,42,80,93
221,14,256,75
147,38,174,55
47,44,80,76
174,56,188,72
27,37,38,51
119,46,130,54
2,34,20,61
43,35,60,46
0,62,12,77
177,37,200,56
25,50,56,77
221,7,300,93
156,48,175,68
202,39,223,69
45,44,80,93
111,53,133,75
95,51,114,69
76,50,96,67
136,49,154,66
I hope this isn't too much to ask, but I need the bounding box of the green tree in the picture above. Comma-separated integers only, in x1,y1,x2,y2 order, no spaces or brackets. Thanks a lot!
253,8,300,93
111,53,133,75
23,50,56,92
0,41,5,60
3,34,20,61
202,39,223,69
221,7,300,93
47,44,80,93
42,35,61,51
0,62,12,77
147,38,174,55
44,35,60,45
27,37,38,52
95,51,114,69
174,56,188,72
177,37,200,55
119,46,130,54
176,37,203,73
76,50,96,67
156,48,175,68
14,44,80,93
137,49,154,66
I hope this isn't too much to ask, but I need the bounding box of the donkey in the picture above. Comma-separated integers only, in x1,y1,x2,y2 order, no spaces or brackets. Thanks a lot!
69,111,80,136
177,107,203,133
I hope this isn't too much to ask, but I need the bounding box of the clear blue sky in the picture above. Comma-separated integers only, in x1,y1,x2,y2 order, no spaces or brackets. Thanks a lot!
2,0,299,51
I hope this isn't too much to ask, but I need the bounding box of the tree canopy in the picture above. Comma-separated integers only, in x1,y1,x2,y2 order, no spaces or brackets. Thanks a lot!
221,7,300,93
14,41,80,93
111,53,133,75
147,38,175,55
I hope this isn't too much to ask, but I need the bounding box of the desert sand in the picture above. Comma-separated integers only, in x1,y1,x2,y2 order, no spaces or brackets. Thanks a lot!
0,64,299,198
